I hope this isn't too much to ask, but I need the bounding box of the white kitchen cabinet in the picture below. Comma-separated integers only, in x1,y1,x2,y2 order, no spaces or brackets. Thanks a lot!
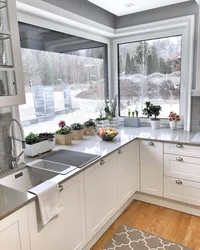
84,153,117,241
116,140,139,208
0,206,30,250
0,0,25,107
28,173,86,250
140,140,164,196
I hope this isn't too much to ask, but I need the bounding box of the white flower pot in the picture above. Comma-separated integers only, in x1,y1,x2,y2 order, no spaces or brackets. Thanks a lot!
151,120,160,129
25,139,55,157
169,120,177,130
109,117,120,128
95,119,109,129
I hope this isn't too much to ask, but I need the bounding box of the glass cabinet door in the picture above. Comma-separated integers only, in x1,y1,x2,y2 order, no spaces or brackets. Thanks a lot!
0,70,16,96
0,1,9,32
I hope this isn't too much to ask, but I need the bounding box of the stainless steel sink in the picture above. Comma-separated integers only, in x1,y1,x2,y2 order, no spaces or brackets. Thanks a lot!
0,167,58,192
41,149,100,168
27,159,77,175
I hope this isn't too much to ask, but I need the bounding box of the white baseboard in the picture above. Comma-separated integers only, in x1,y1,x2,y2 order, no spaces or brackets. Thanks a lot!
134,192,200,217
83,196,135,250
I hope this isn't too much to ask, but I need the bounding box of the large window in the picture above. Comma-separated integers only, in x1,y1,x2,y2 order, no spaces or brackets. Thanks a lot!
118,36,182,118
18,23,108,135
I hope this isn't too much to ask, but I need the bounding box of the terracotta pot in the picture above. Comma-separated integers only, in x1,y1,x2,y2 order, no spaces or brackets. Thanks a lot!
56,133,73,145
84,126,95,135
72,129,84,140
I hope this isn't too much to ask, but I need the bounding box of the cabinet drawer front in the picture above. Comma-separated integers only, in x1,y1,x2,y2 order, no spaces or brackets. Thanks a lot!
164,143,200,158
164,154,200,182
164,177,200,206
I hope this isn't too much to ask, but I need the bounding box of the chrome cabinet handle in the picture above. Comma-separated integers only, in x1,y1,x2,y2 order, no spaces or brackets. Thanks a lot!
100,159,105,165
176,180,183,185
59,185,64,192
176,143,183,148
148,141,154,146
176,157,183,162
118,149,122,154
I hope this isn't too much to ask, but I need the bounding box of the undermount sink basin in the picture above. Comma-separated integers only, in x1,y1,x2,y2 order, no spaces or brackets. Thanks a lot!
0,167,58,192
27,159,77,175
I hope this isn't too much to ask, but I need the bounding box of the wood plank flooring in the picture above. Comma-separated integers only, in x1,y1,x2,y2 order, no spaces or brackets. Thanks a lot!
91,201,200,250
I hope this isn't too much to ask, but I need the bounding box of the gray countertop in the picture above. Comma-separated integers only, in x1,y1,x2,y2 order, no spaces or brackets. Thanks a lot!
0,126,199,221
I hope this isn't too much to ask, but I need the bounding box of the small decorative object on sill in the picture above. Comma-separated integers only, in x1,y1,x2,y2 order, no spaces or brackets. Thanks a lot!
128,109,131,118
71,123,85,140
84,119,96,136
25,132,55,157
105,95,120,128
168,112,181,130
55,120,73,145
143,101,162,129
132,111,135,118
97,127,118,141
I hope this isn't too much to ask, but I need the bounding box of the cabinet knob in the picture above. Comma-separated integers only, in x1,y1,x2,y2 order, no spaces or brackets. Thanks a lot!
118,149,122,154
176,143,183,148
148,141,154,146
59,185,64,192
176,157,183,162
100,159,105,165
176,180,183,185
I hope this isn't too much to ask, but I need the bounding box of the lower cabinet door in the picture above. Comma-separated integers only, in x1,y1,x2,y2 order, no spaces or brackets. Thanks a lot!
164,176,200,206
28,173,86,250
0,206,31,250
140,140,164,196
116,140,139,207
84,154,117,241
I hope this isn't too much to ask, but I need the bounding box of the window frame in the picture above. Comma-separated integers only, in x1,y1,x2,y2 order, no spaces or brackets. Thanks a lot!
112,15,195,131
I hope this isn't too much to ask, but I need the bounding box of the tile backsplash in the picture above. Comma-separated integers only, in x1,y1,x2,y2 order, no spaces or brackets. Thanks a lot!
191,96,200,132
0,112,12,172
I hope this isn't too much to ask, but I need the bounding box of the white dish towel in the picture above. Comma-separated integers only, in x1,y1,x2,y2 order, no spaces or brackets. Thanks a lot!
30,180,63,226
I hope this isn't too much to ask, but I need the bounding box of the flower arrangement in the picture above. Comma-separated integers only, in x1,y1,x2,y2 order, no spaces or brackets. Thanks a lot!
105,95,118,118
168,112,181,122
56,120,72,135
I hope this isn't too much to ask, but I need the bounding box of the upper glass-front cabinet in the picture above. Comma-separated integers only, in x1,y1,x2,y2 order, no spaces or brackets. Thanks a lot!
0,0,25,106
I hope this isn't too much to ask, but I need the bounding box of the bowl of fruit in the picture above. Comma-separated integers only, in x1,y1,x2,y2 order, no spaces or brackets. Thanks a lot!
97,128,118,141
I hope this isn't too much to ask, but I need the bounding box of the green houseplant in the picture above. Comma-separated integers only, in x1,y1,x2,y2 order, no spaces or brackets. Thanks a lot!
143,102,162,129
71,123,85,140
84,119,96,135
55,120,73,145
25,132,55,157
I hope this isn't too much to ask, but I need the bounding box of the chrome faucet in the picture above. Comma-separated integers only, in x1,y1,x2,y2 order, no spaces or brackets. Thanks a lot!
8,118,26,168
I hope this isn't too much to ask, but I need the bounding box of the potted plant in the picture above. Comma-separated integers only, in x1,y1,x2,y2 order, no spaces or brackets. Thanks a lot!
143,102,162,129
25,132,55,157
71,123,85,140
124,109,140,127
55,120,73,145
84,119,96,135
105,95,120,128
168,112,181,130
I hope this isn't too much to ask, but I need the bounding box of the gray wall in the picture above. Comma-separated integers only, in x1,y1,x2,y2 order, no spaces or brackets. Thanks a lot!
42,0,115,28
0,111,12,172
115,1,198,29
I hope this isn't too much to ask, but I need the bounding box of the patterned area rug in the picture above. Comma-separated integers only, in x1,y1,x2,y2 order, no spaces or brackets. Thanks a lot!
103,225,192,250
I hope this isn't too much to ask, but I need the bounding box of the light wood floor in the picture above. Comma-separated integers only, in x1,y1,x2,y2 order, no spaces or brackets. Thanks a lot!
91,201,200,250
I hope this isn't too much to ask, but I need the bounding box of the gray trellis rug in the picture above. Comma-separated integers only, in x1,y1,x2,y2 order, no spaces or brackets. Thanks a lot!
103,225,192,250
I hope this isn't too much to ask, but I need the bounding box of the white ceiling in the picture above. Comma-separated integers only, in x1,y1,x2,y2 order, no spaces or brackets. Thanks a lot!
87,0,192,16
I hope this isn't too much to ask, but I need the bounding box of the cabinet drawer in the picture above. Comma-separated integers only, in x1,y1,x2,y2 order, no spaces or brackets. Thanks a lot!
164,177,200,206
164,154,200,182
164,143,200,158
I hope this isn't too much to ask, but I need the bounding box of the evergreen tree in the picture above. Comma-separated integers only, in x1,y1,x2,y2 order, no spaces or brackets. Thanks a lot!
125,53,131,75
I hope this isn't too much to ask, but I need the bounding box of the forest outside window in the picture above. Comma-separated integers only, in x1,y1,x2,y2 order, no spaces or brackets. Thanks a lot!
118,36,182,118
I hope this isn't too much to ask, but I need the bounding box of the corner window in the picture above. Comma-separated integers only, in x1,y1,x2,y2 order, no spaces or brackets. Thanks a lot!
118,36,182,118
18,22,108,135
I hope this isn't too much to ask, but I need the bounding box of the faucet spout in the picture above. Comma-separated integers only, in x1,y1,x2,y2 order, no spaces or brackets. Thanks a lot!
9,118,26,168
